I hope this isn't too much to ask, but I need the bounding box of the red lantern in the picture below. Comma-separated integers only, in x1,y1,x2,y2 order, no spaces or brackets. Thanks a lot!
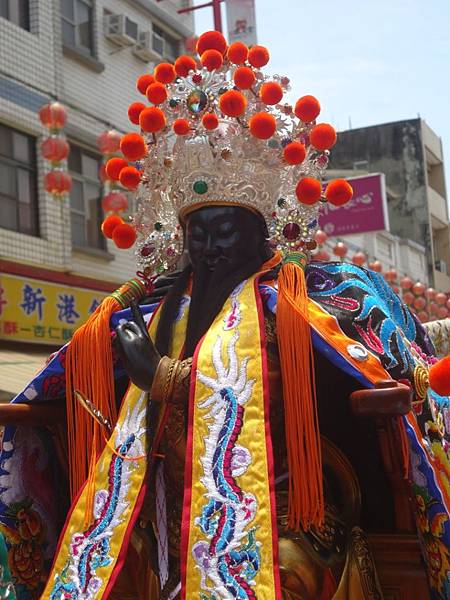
400,276,413,289
430,301,438,316
392,285,399,294
352,251,367,266
384,269,397,283
102,191,129,214
99,163,109,183
97,130,122,155
44,170,72,195
315,229,328,245
436,292,447,306
413,296,426,310
333,242,348,259
314,250,330,261
368,260,382,272
40,137,70,162
417,311,429,323
185,35,198,54
447,298,450,310
412,282,425,296
425,287,436,300
39,102,67,129
403,291,414,305
437,306,448,319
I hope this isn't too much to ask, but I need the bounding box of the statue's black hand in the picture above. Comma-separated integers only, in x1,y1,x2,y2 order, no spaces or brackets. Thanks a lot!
114,300,161,391
142,270,181,304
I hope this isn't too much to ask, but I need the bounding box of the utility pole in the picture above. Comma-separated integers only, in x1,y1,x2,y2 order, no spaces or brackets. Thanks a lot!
157,0,225,33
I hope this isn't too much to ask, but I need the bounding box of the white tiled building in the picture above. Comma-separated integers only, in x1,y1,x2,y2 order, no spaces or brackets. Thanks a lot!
0,0,194,281
0,0,194,396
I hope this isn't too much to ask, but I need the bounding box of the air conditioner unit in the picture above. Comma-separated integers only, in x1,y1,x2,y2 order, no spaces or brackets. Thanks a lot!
104,14,139,47
132,30,162,62
435,259,448,274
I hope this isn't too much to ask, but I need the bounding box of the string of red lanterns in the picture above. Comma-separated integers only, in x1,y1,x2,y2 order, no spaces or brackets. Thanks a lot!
401,279,448,322
351,251,367,267
313,230,330,261
368,260,382,272
38,102,72,198
97,130,130,215
333,241,348,260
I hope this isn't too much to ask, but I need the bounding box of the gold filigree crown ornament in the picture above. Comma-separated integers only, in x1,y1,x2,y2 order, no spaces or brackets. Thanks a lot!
102,31,353,277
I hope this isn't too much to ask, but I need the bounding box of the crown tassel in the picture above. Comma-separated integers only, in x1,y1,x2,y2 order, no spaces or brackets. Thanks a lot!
277,252,324,531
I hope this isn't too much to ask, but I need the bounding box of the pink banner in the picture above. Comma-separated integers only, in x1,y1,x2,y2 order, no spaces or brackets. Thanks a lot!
319,173,389,237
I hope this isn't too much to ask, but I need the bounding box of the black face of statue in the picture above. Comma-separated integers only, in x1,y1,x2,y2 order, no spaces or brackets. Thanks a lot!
156,205,272,357
186,205,269,272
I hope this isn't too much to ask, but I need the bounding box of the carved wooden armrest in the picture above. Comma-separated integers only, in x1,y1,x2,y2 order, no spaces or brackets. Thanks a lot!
349,380,412,418
0,401,65,426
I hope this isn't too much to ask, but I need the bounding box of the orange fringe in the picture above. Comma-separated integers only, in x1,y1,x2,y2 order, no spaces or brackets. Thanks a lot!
66,295,120,501
65,278,146,521
397,416,410,479
277,258,324,531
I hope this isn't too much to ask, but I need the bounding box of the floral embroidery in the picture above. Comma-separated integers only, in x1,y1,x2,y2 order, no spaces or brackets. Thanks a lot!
0,426,62,600
0,501,45,592
414,485,450,596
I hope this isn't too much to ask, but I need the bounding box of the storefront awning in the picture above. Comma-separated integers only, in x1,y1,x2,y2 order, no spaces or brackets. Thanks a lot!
0,348,50,400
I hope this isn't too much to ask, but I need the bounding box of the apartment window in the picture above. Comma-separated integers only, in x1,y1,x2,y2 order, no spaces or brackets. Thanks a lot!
153,24,179,62
0,0,30,30
68,145,104,249
61,0,94,55
0,124,38,236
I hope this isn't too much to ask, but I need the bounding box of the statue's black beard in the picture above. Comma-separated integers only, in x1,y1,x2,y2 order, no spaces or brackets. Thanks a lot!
155,253,267,358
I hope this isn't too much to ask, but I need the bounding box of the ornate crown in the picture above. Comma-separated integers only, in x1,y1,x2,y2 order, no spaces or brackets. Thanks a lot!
103,31,353,278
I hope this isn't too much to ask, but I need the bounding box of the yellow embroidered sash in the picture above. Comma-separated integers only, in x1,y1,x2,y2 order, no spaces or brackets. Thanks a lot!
181,273,280,599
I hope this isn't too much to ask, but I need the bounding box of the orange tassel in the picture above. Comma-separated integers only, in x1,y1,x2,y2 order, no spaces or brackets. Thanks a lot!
277,253,324,531
65,279,147,512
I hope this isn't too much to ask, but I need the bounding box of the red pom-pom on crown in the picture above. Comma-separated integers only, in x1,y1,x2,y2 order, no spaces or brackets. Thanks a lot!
429,356,450,397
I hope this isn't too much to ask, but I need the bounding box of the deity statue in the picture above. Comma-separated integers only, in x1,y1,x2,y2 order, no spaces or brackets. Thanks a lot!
0,31,449,600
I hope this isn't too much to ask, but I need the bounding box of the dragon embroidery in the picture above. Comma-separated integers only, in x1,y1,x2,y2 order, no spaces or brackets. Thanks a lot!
193,332,260,599
49,394,147,600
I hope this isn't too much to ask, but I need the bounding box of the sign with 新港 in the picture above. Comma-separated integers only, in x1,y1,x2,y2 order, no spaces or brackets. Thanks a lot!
319,173,389,237
226,0,257,46
0,273,107,345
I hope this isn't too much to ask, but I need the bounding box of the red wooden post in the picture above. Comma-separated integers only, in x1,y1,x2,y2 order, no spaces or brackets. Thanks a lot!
211,0,223,32
159,0,224,33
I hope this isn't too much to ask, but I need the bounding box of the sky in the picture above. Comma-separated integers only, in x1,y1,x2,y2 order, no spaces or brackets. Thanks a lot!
193,0,450,187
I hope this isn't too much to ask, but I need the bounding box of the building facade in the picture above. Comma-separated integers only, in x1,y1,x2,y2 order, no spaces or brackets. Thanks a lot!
328,119,450,291
0,0,194,397
321,168,429,285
